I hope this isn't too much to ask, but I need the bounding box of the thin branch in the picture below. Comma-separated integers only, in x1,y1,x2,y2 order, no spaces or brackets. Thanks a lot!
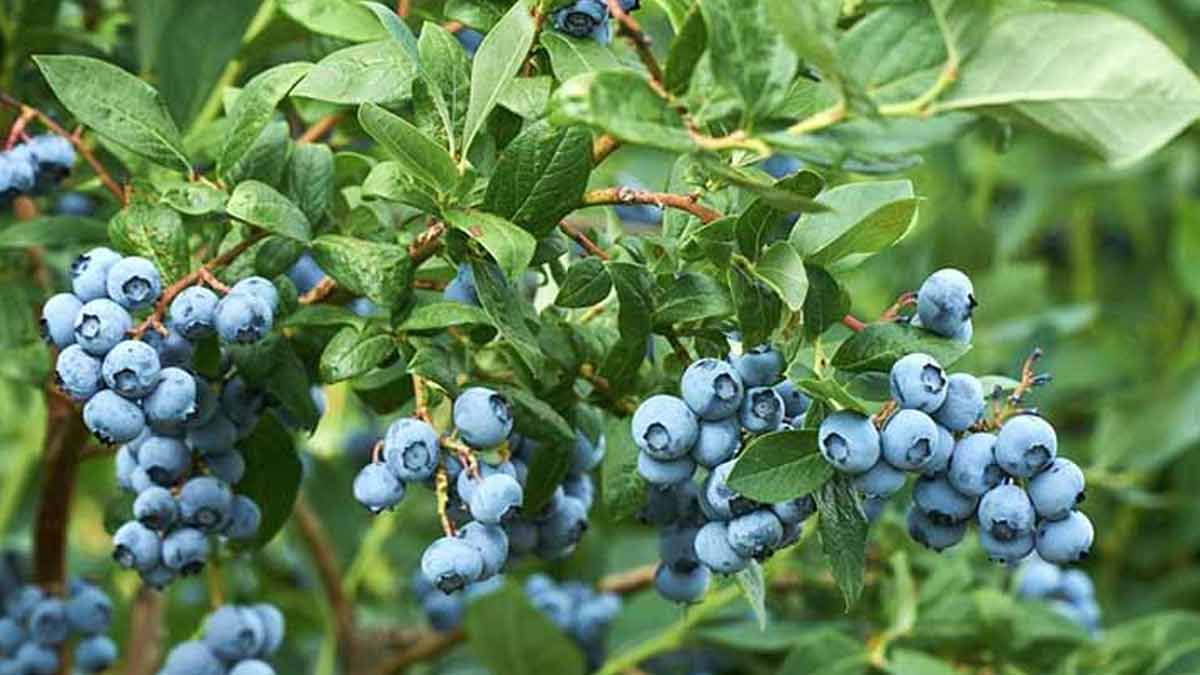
592,134,621,164
581,187,722,224
298,112,345,144
841,315,867,333
597,564,655,594
607,0,665,88
299,277,337,305
664,331,693,365
412,374,430,423
558,222,609,261
293,492,358,672
124,586,165,675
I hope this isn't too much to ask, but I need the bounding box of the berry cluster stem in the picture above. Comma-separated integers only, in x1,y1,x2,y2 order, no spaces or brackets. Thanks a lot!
411,374,431,423
434,466,456,537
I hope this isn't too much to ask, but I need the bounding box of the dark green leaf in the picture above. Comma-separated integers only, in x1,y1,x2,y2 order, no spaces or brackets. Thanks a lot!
359,103,461,195
108,203,190,283
444,210,537,282
653,272,734,327
361,161,441,214
218,62,312,178
702,158,827,213
727,430,831,502
397,302,492,331
0,216,107,249
237,415,303,548
792,180,918,268
285,143,335,226
282,305,367,331
815,474,868,610
470,260,544,374
729,265,781,348
483,119,593,237
319,324,396,383
465,583,586,675
831,322,970,373
797,379,870,416
555,258,611,308
158,181,228,216
887,650,959,675
226,180,313,243
523,434,573,513
601,262,655,389
802,266,851,341
311,234,413,308
601,416,645,522
664,6,707,95
417,22,472,156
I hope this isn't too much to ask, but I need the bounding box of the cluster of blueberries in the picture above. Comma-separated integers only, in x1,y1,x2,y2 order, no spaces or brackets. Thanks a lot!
1017,555,1101,636
0,134,75,207
631,346,817,603
818,269,1093,564
551,0,640,44
43,248,287,588
157,603,285,675
0,557,117,674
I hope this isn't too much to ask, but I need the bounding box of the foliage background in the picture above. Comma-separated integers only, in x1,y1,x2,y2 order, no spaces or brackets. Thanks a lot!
0,0,1199,674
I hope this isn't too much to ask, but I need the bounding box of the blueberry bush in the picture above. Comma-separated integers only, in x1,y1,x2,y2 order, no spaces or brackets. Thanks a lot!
1,0,1199,673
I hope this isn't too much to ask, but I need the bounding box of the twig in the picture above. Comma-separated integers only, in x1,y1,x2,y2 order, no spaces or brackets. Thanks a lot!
597,564,655,594
412,374,430,423
298,112,345,144
434,466,456,537
293,492,358,672
581,187,722,224
593,134,621,164
299,277,337,305
872,400,898,429
879,292,917,322
841,315,867,333
396,0,409,18
5,107,35,149
558,222,609,261
664,331,693,364
124,586,165,675
607,0,665,88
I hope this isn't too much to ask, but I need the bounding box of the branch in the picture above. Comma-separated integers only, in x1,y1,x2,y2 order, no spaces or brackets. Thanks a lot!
293,493,358,672
593,134,621,164
124,586,165,675
299,277,337,305
606,0,665,89
298,112,345,144
581,187,722,224
841,315,867,333
558,222,609,261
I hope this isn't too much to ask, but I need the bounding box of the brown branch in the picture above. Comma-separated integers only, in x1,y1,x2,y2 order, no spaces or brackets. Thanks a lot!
298,112,345,144
124,586,165,675
581,187,722,224
607,0,664,88
597,563,655,594
299,277,337,305
841,315,867,333
409,220,447,265
33,386,89,596
559,222,609,261
293,493,359,672
396,0,410,18
879,291,917,322
593,134,621,164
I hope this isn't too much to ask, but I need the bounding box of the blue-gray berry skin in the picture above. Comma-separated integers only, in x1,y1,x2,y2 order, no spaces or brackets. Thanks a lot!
458,522,509,578
28,134,75,181
730,344,785,387
906,506,967,552
979,484,1036,541
680,358,745,420
422,537,485,593
106,256,161,309
504,519,539,556
443,263,478,306
353,463,406,513
162,527,209,575
5,585,44,622
852,458,907,498
204,605,266,661
143,367,198,428
231,660,276,675
1036,511,1094,564
1017,557,1062,598
65,586,112,636
773,495,816,526
74,634,117,672
422,589,465,632
0,617,23,655
133,485,178,531
818,411,880,474
571,431,605,474
947,432,1003,497
218,377,264,430
1059,569,1095,604
204,451,246,485
83,389,145,444
995,414,1057,478
384,418,441,482
693,521,747,574
138,564,176,590
1028,458,1086,521
912,474,978,525
659,525,700,570
14,642,58,674
70,247,122,302
28,598,68,645
252,603,285,656
3,144,37,193
654,563,710,604
774,380,811,420
552,0,608,39
101,339,161,398
288,254,325,293
54,344,102,401
632,395,699,460
73,298,133,356
168,286,220,339
691,417,740,468
224,496,262,540
230,276,281,313
112,521,161,572
980,527,1035,565
40,292,81,348
137,435,190,485
739,386,785,433
161,641,224,675
180,476,235,531
890,353,948,413
536,495,590,556
452,387,514,448
916,268,976,338
469,473,524,524
923,424,955,477
215,292,274,343
726,509,784,559
880,409,939,472
932,373,985,431
186,413,238,455
701,460,755,521
863,495,889,523
142,326,194,368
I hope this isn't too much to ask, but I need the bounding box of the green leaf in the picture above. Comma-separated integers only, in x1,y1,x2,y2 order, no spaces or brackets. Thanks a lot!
601,416,645,522
361,161,441,214
483,119,593,237
601,262,655,389
311,234,413,307
218,62,312,178
285,143,335,226
937,6,1200,167
803,265,851,341
359,103,460,194
550,71,695,153
729,265,781,349
831,322,971,374
463,0,537,155
319,324,396,383
223,121,290,187
444,0,510,31
279,0,388,41
0,216,107,249
236,415,303,548
107,203,190,283
928,0,993,66
444,210,537,283
465,583,586,675
797,378,870,416
498,77,551,120
555,258,612,308
158,181,228,216
417,22,472,156
702,158,827,213
791,180,919,268
767,0,844,91
653,272,734,327
470,260,544,374
778,627,868,674
664,6,708,95
728,430,831,502
291,40,418,104
226,181,313,243
540,31,621,82
361,1,420,50
815,474,868,610
754,241,808,311
699,0,797,117
397,302,492,331
282,305,367,331
33,55,189,171
735,561,768,631
837,5,944,107
887,650,959,675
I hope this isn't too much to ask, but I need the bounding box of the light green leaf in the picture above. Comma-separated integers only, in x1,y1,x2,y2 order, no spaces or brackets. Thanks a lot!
815,474,868,610
700,0,797,116
735,561,768,631
311,234,412,307
549,71,695,153
398,302,492,331
601,416,646,522
498,76,552,119
791,180,919,268
292,40,418,104
361,161,441,214
754,241,809,311
285,143,335,225
728,430,831,502
444,210,537,282
360,1,420,52
0,217,107,250
417,22,472,157
664,6,707,95
831,322,971,374
463,0,537,155
767,0,842,88
540,31,621,82
358,103,460,194
158,181,228,216
279,0,388,41
108,203,190,283
218,62,312,178
226,181,313,243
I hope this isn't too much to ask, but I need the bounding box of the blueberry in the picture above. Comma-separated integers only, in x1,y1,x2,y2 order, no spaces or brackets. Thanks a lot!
863,495,889,523
912,474,978,525
774,380,811,420
571,430,605,474
353,463,405,513
852,458,907,498
215,292,274,343
422,589,465,632
659,525,700,571
632,395,699,460
726,509,784,559
729,344,784,387
469,473,524,523
453,387,514,448
552,0,609,40
681,358,745,420
133,486,179,531
54,344,102,401
1028,458,1086,521
422,537,485,593
504,518,539,555
1017,556,1062,598
70,247,122,302
83,389,146,444
13,642,57,674
224,495,262,540
230,660,276,675
28,598,68,645
772,495,816,526
1059,569,1095,604
106,257,162,309
252,603,285,655
890,353,948,413
0,618,23,655
536,495,590,556
443,263,479,306
384,418,441,482
456,28,484,57
906,506,967,552
169,286,220,339
40,292,81,348
186,412,238,455
204,451,246,485
139,564,177,589
1036,511,1094,564
5,585,44,622
980,527,1034,565
739,386,784,433
137,435,190,485
761,154,801,179
563,473,595,510
818,411,880,474
691,417,740,468
220,377,264,430
179,476,235,531
916,268,976,338
287,254,326,293
932,373,985,431
162,527,208,574
231,276,280,312
142,326,195,368
458,522,509,578
161,641,224,675
923,424,955,477
654,563,709,604
73,298,133,356
55,192,93,216
27,134,75,177
880,409,938,472
71,634,115,673
142,367,198,429
112,521,161,571
995,415,1057,478
639,483,688,526
65,585,112,636
204,605,266,661
101,339,161,397
701,460,755,520
637,451,695,485
947,432,1003,497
